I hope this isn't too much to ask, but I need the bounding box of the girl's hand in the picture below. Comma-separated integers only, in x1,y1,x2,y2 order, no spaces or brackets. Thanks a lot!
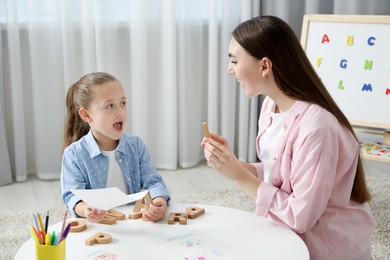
142,197,167,222
84,207,107,223
75,201,107,222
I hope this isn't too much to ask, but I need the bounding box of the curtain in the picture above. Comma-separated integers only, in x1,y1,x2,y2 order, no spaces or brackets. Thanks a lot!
1,0,389,185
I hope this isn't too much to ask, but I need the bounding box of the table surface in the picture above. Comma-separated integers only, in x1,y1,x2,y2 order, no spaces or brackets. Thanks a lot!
15,203,309,259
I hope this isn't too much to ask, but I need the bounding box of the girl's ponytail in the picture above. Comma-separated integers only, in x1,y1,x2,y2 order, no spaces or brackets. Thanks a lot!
63,83,90,153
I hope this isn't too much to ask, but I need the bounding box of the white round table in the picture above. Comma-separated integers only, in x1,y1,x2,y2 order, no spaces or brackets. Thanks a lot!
15,203,309,259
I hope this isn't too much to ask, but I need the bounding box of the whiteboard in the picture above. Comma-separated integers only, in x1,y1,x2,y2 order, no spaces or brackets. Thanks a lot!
301,15,390,129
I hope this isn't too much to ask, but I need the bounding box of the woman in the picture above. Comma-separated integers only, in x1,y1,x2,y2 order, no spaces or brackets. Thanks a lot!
201,15,373,259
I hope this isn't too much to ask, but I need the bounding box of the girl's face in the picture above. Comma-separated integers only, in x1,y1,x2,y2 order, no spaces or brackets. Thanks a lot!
227,37,265,98
82,81,127,150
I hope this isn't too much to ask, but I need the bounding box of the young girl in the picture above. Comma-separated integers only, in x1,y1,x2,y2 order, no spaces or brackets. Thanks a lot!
202,16,373,259
61,72,170,222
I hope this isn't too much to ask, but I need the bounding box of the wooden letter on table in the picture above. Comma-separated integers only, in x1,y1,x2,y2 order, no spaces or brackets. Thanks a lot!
69,220,87,232
128,212,143,219
186,207,205,219
85,232,112,246
107,209,126,220
167,212,188,225
129,190,153,219
133,190,153,212
98,215,117,225
98,209,126,224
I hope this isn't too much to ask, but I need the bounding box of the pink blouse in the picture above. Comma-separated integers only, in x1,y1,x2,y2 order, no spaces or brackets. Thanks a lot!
252,97,373,260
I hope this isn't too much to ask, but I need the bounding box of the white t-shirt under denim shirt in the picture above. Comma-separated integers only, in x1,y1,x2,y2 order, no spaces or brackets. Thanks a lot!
102,149,129,194
259,105,285,184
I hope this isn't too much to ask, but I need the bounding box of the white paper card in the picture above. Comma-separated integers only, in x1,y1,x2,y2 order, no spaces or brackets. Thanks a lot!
70,188,148,210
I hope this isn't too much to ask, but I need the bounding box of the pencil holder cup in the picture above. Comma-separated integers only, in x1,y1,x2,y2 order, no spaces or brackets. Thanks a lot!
35,240,66,260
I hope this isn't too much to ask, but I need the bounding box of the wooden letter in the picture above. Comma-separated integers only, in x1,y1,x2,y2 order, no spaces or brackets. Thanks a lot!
69,220,87,233
133,190,153,212
98,215,117,225
202,122,210,138
107,209,125,220
85,232,112,246
186,207,205,219
128,212,143,219
167,212,188,225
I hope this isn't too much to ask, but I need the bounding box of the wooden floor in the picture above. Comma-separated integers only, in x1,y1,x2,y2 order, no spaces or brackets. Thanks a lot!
0,161,236,213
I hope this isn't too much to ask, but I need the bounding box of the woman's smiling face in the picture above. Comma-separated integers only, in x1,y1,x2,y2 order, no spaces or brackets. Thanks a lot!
227,37,265,98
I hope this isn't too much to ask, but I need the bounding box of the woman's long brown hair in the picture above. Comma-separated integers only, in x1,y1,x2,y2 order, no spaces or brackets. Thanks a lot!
232,15,370,203
63,72,119,153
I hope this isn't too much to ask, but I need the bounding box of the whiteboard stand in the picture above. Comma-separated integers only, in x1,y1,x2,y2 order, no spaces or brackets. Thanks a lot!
301,14,390,163
385,132,390,145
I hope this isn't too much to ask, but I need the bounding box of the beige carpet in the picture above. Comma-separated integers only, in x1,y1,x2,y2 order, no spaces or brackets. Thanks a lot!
1,171,388,260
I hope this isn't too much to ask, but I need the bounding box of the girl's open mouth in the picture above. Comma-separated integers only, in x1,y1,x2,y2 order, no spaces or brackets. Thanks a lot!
113,122,123,130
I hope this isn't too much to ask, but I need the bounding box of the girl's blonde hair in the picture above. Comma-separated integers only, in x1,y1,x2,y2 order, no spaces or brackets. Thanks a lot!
63,72,119,152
